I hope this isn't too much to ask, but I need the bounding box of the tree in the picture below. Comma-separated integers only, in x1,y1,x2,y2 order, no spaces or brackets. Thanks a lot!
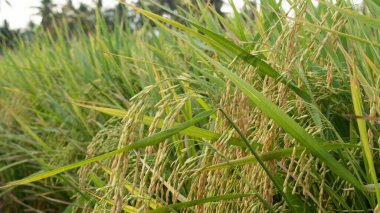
62,0,76,20
0,20,17,50
133,0,224,28
35,0,56,29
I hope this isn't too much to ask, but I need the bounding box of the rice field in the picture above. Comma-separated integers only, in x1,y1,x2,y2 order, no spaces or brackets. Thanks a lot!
0,0,380,212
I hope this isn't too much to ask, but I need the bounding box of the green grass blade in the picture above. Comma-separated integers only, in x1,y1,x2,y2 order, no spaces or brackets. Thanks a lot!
220,109,303,212
318,1,380,28
197,50,363,190
149,194,252,213
228,0,247,41
204,143,361,171
350,71,380,204
296,19,380,48
0,110,215,189
125,3,312,102
75,103,252,148
80,187,137,213
9,111,52,152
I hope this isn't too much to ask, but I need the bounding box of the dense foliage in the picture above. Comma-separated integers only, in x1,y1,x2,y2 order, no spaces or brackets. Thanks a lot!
0,0,379,212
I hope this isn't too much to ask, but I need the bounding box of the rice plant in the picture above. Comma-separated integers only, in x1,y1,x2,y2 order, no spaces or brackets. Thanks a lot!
0,0,379,212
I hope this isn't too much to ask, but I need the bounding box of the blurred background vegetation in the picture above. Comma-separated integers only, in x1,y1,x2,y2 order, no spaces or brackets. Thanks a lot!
0,0,227,50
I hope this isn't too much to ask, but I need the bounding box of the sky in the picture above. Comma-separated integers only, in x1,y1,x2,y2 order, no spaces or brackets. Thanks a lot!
0,0,120,29
0,0,247,30
0,0,363,30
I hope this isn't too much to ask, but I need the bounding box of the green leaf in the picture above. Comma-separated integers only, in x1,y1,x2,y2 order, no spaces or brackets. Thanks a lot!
75,103,255,148
204,143,360,171
149,194,252,213
319,1,380,28
220,109,303,212
298,19,380,48
196,50,363,191
125,3,312,102
350,66,380,204
0,110,215,189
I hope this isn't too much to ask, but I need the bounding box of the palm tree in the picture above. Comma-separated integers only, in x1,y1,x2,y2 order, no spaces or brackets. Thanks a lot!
62,0,74,12
62,0,77,21
77,3,95,32
0,20,17,49
137,0,224,16
35,0,56,29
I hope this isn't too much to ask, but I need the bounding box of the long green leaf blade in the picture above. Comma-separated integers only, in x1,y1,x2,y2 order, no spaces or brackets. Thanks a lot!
0,110,215,189
204,143,360,171
75,103,251,148
125,3,312,102
149,194,252,213
198,51,363,190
